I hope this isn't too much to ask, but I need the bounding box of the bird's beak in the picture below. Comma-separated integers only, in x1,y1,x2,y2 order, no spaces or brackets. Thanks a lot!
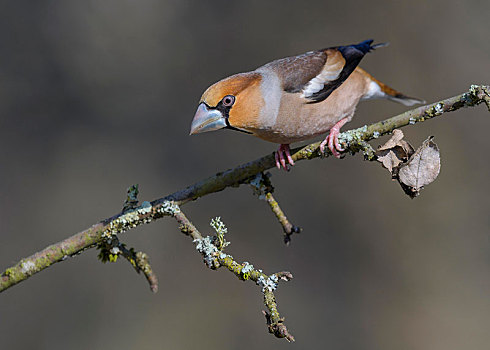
190,103,227,135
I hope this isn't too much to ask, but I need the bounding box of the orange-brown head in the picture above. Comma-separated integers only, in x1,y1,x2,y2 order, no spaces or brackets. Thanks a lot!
190,72,264,135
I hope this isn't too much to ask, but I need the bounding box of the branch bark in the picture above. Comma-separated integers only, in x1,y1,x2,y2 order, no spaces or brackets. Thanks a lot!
1,85,488,293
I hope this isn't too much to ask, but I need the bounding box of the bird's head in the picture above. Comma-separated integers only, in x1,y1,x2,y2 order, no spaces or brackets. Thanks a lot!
190,72,263,135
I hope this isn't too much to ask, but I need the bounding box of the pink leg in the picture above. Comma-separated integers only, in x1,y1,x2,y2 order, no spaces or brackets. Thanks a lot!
319,117,349,159
275,144,295,170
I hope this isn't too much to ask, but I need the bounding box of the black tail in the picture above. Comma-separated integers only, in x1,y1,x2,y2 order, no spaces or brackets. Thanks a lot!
335,40,387,66
352,39,389,54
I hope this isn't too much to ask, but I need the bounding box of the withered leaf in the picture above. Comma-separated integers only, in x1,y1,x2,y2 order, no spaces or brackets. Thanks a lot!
398,136,440,198
375,129,415,173
377,152,402,174
377,129,404,151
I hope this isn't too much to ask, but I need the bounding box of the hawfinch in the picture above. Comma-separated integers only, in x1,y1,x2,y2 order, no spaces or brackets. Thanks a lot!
190,40,423,170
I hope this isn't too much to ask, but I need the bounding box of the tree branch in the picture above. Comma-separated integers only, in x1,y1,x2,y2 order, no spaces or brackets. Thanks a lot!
173,208,295,341
2,85,488,292
1,84,488,338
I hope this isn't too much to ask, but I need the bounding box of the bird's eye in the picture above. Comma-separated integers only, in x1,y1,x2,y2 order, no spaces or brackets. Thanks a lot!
222,95,235,107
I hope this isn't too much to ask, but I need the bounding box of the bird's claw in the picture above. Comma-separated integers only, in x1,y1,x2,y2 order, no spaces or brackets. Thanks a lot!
319,117,349,159
275,144,294,171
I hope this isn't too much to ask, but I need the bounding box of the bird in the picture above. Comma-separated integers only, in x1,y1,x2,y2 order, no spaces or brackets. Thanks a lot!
190,39,423,170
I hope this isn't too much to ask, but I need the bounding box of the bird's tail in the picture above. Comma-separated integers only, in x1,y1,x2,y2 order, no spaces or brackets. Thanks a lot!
353,39,389,54
379,80,425,106
357,67,425,106
384,90,425,106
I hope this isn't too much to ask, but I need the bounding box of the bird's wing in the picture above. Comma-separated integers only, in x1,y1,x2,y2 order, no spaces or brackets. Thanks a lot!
267,40,381,103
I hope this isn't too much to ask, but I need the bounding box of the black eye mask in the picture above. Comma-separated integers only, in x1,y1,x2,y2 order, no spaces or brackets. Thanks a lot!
204,101,252,135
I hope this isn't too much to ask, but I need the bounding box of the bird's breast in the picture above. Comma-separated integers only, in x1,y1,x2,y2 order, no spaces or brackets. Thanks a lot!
250,70,367,144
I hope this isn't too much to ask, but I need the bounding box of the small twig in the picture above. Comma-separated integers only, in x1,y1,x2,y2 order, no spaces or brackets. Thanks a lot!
173,208,295,341
264,193,301,245
249,172,301,244
173,209,201,241
120,245,158,293
97,236,159,292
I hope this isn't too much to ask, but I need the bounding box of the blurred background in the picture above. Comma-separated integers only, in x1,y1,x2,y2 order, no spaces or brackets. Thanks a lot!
1,1,489,349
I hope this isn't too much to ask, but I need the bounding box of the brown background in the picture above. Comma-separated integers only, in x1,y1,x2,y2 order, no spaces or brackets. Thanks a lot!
1,1,489,349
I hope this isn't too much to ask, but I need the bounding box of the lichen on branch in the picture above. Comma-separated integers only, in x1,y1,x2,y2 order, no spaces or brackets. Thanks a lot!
1,85,489,341
175,210,295,341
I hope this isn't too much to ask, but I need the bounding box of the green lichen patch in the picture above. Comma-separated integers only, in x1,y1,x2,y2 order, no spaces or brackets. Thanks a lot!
102,200,164,239
338,125,368,148
3,268,15,278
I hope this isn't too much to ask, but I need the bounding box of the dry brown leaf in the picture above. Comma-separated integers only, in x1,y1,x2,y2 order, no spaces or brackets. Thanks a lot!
375,129,415,173
377,129,404,151
377,152,403,173
398,136,440,198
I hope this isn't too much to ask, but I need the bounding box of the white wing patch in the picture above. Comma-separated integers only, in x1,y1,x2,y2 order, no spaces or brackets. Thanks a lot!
301,51,345,99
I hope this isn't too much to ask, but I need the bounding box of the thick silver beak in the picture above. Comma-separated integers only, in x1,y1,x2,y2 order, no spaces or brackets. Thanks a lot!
189,103,227,135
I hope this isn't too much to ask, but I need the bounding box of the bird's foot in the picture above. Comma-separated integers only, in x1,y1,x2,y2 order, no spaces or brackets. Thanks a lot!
319,117,349,159
275,144,295,171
